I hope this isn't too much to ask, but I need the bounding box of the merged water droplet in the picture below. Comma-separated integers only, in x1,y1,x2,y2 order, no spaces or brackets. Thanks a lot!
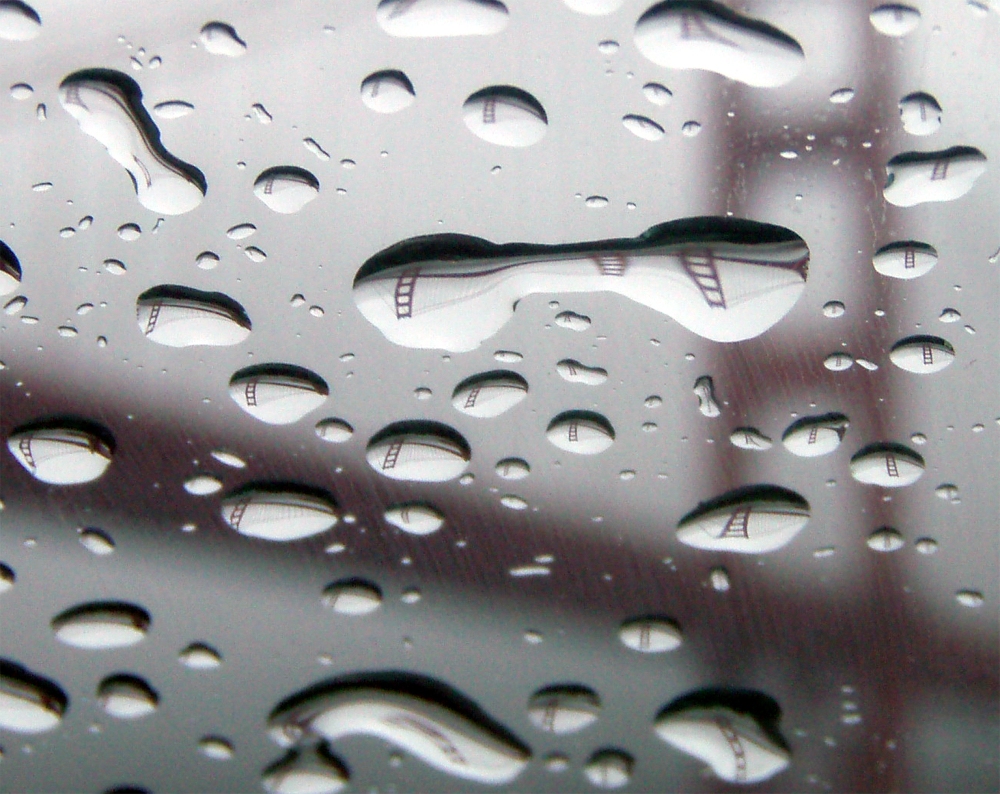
622,114,664,141
0,660,67,734
384,503,445,535
584,750,633,789
262,745,350,794
59,69,206,215
366,421,471,482
495,457,530,479
463,86,547,147
199,22,246,56
849,443,925,487
360,70,416,113
254,166,319,215
693,375,720,418
867,527,904,553
528,685,601,734
899,92,942,136
221,485,338,542
79,527,115,555
152,100,194,119
97,675,158,719
642,82,672,105
352,217,809,352
51,602,150,649
0,240,22,296
869,4,921,36
730,427,772,451
322,579,383,615
557,359,608,385
178,643,222,670
554,310,591,331
7,419,114,485
376,0,509,37
452,370,528,418
676,485,810,554
316,418,354,444
619,617,682,653
884,147,988,207
229,364,329,425
889,335,954,374
137,285,251,348
0,0,40,41
782,413,848,457
634,0,805,88
546,411,615,455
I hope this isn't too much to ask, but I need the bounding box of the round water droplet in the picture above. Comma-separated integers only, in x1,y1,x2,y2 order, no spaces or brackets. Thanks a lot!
824,352,854,371
850,443,924,487
384,503,445,535
955,590,984,608
78,527,115,555
597,39,619,54
254,166,320,214
198,736,234,760
619,617,682,653
226,223,256,240
644,395,662,408
829,87,855,104
867,527,904,552
360,70,416,114
153,100,195,119
547,411,615,455
782,413,849,457
97,675,158,719
315,418,354,443
200,22,246,56
528,686,600,734
102,258,126,275
822,300,845,318
366,421,471,482
0,661,67,735
870,4,921,36
584,749,633,789
377,0,509,37
872,241,937,280
677,485,810,554
322,579,382,615
495,457,530,480
899,92,942,136
642,82,672,105
117,223,141,241
137,285,252,348
730,427,772,451
210,450,246,469
452,370,528,418
229,364,329,425
889,335,955,374
884,146,988,208
681,120,701,137
938,308,961,323
221,485,338,542
52,602,149,649
622,114,664,141
179,643,221,670
463,86,547,147
183,474,223,496
7,419,114,485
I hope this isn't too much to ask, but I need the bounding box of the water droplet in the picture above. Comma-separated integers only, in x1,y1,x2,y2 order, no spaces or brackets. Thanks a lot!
850,443,924,487
100,258,126,276
642,82,672,105
899,92,942,136
619,617,682,652
117,223,141,241
710,566,731,591
867,527,904,552
226,223,256,240
677,485,810,554
693,376,720,418
183,474,223,496
644,395,662,408
634,2,805,87
199,22,246,56
244,246,267,262
782,413,849,457
301,137,331,161
254,166,320,215
152,100,194,119
584,749,633,789
7,419,114,485
730,427,772,450
360,70,416,113
585,195,609,208
315,418,354,443
528,685,600,734
915,538,938,555
221,485,338,542
822,300,846,318
51,602,149,649
366,421,471,482
939,308,961,323
872,240,937,280
377,0,509,37
322,579,382,615
178,643,221,670
955,590,983,608
547,411,615,455
500,494,528,510
262,746,350,794
681,120,702,137
59,226,77,238
452,370,528,418
494,349,522,363
0,1,40,41
829,87,855,104
97,675,158,719
249,104,273,125
229,364,328,425
137,285,251,348
9,82,32,100
0,241,22,296
0,562,14,594
495,457,530,479
463,86,547,147
59,70,206,215
4,295,26,315
557,359,608,385
0,660,66,734
824,352,854,371
884,146,988,207
889,335,954,374
198,736,234,760
78,527,115,555
384,503,445,535
870,4,921,36
543,752,569,772
597,39,620,54
934,483,960,502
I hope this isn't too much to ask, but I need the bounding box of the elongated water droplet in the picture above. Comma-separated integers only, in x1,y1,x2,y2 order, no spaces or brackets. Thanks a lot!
899,92,942,136
210,450,246,469
199,736,234,759
0,562,14,594
366,421,471,482
676,485,810,554
693,375,720,417
935,483,960,503
622,114,664,141
352,218,809,352
0,241,22,296
463,86,547,147
547,411,615,455
869,4,920,36
557,359,608,385
361,70,416,113
867,527,904,552
584,750,633,789
179,643,221,670
137,285,251,348
52,602,149,649
850,443,924,487
495,457,529,479
262,746,350,794
782,413,848,457
884,147,987,207
221,485,338,542
377,0,509,37
97,675,158,719
254,166,320,214
824,351,854,371
873,240,937,280
889,335,954,374
0,0,40,41
252,103,272,123
316,418,354,443
619,617,682,652
555,310,591,331
829,87,855,104
267,676,531,784
183,474,222,496
730,427,772,450
500,494,528,510
200,22,246,56
9,82,32,99
915,538,938,555
494,349,522,363
78,527,115,555
634,1,805,88
565,0,624,14
528,686,600,734
384,503,445,535
452,370,528,418
642,82,672,105
955,590,984,608
322,579,382,615
0,660,67,734
7,419,114,485
153,100,194,119
822,300,845,317
229,364,329,425
4,295,26,315
244,246,267,262
59,70,206,215
585,195,609,208
226,222,256,240
681,120,702,137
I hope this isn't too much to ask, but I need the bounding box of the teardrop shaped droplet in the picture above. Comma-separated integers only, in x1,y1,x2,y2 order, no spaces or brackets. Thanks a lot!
384,503,445,535
546,411,614,455
51,602,150,649
221,485,338,542
377,0,509,37
781,413,849,457
452,370,528,418
229,364,329,425
889,335,955,374
0,659,67,734
618,617,682,653
556,359,608,385
200,21,246,56
322,579,382,615
527,685,601,734
360,70,416,113
850,443,924,487
884,146,987,207
97,675,158,719
366,421,471,482
0,1,41,41
254,166,320,214
7,419,114,485
137,285,251,347
463,86,547,147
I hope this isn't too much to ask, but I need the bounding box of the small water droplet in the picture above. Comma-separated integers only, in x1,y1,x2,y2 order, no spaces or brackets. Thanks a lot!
183,474,223,496
500,494,528,510
584,749,633,789
730,427,772,451
322,579,382,615
619,617,682,653
642,82,672,105
528,685,600,734
681,120,702,137
51,602,149,649
547,411,615,455
179,643,222,669
693,376,720,417
867,527,904,552
229,364,328,425
384,503,444,535
870,4,921,36
221,485,338,542
463,86,547,147
254,166,320,214
78,527,115,555
899,92,942,136
829,87,855,104
955,590,984,608
366,421,471,482
823,300,846,318
377,0,509,37
452,370,527,417
199,22,245,56
495,457,530,480
98,675,158,719
153,100,195,119
889,335,955,374
782,413,849,457
824,352,854,371
198,736,234,760
117,223,141,241
361,70,416,113
850,443,924,488
315,418,354,443
244,246,267,262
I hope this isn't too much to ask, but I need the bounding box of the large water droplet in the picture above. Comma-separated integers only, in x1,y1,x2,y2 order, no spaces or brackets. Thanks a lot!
884,147,988,207
850,443,924,487
0,660,67,734
152,100,194,119
377,0,509,37
352,217,809,352
178,643,222,670
693,375,720,418
676,485,810,554
889,335,955,374
866,527,904,553
0,240,22,296
452,370,528,418
528,686,600,734
872,241,937,280
869,4,920,36
634,1,805,88
262,746,350,794
229,364,329,425
97,675,158,719
199,22,246,56
546,411,615,455
899,92,942,136
730,427,772,451
254,167,320,214
7,419,114,485
495,457,530,479
51,602,149,649
619,617,682,652
0,1,40,41
79,527,115,555
557,359,608,385
622,114,664,141
781,413,848,457
267,676,531,784
322,579,383,615
463,86,547,147
584,750,633,789
366,421,471,482
564,0,624,15
221,485,338,542
136,285,251,348
316,418,354,443
59,69,206,215
360,70,416,113
384,503,445,535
